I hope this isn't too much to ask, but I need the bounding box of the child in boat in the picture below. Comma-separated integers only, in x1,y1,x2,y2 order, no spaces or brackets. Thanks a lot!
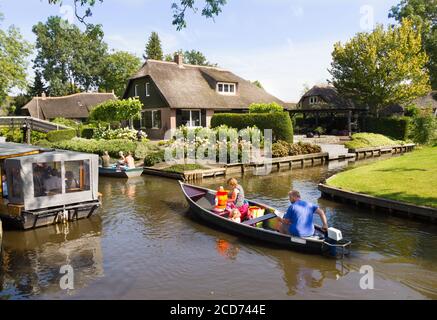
227,178,250,221
214,186,228,213
230,209,241,223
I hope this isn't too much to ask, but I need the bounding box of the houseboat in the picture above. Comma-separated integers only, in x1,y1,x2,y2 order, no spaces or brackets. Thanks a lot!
0,142,101,230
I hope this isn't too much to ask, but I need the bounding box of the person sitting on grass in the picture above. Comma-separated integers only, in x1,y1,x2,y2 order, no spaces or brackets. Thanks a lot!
227,178,249,221
277,190,329,237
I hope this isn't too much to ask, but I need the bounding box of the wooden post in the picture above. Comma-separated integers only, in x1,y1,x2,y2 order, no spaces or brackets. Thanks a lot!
348,110,352,136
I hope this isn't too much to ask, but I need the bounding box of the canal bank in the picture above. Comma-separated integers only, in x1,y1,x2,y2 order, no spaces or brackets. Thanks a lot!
1,161,437,300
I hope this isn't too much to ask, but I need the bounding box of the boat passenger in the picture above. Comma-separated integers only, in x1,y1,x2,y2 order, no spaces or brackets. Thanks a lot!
227,178,249,221
101,151,112,168
277,190,329,238
124,152,136,169
65,171,79,190
118,151,126,165
43,169,62,193
2,174,8,198
230,209,241,223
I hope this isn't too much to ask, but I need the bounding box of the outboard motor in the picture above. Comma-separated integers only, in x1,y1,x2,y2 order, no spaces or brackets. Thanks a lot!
324,227,350,258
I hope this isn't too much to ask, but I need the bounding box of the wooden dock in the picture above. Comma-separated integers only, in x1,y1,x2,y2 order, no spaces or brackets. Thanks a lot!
350,144,415,159
319,183,437,223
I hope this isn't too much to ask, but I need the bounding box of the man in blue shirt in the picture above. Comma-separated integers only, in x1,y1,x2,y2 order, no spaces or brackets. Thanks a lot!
278,190,329,237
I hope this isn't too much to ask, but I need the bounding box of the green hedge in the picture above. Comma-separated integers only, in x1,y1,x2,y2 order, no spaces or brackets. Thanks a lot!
46,129,77,142
211,112,294,143
360,117,411,140
80,127,95,139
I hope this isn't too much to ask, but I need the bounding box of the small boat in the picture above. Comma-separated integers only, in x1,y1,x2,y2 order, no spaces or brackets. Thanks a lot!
179,182,351,257
99,166,144,178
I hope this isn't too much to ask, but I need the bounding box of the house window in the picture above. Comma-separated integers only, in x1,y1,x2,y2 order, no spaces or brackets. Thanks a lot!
134,84,139,97
181,110,201,127
217,82,236,95
146,83,150,97
64,160,90,193
142,110,162,129
309,96,318,105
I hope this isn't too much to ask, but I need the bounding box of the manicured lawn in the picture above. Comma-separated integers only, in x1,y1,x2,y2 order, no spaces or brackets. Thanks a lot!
164,164,207,173
344,133,402,150
327,147,437,208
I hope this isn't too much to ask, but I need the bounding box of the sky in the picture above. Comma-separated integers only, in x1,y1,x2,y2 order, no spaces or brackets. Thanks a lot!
0,0,400,102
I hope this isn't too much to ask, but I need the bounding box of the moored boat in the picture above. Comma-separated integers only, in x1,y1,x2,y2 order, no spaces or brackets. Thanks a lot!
99,166,144,178
179,182,351,257
0,142,101,230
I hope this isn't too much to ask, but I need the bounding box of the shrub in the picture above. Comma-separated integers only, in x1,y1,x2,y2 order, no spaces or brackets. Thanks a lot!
360,117,411,140
144,150,165,167
80,127,95,139
211,112,294,143
92,126,140,141
164,164,206,173
410,114,436,145
271,140,322,158
46,129,77,142
52,117,80,129
249,102,284,114
272,142,289,158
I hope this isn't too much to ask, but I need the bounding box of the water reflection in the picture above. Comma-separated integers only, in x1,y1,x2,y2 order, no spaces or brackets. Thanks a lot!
0,217,103,299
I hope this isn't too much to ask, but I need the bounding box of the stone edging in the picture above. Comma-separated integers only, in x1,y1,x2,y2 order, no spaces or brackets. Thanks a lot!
318,182,437,223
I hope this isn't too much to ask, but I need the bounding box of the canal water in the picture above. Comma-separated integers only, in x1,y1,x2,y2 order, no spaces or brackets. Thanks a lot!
1,160,436,300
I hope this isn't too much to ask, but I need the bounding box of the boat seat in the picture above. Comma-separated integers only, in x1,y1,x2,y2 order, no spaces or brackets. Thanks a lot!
243,213,277,226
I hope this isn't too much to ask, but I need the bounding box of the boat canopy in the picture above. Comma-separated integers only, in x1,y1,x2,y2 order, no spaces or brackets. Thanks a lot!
0,142,43,160
4,150,99,211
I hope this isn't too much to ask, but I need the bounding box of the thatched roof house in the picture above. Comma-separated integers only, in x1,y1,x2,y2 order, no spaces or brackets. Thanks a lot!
22,92,116,122
123,54,284,139
411,91,437,113
298,85,354,109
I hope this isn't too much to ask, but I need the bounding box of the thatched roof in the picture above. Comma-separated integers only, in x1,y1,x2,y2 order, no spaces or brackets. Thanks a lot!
125,59,284,109
22,92,117,120
411,91,437,110
299,85,355,109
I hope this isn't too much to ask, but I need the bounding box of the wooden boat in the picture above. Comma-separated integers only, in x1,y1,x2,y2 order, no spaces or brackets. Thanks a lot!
99,166,144,178
180,182,351,257
0,142,101,230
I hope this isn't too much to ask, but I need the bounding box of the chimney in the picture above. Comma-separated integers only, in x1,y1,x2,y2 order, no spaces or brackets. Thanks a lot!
174,53,184,67
41,92,47,100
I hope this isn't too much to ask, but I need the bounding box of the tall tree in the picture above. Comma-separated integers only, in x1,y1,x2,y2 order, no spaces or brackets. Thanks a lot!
329,19,430,116
100,51,142,97
28,70,47,97
32,16,108,96
389,0,437,89
0,13,32,106
166,49,217,66
47,0,227,30
145,32,164,60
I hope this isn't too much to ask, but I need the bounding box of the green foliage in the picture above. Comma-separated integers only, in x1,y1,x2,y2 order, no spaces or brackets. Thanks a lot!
390,0,437,89
40,138,152,160
361,117,411,140
345,133,402,150
164,164,206,173
404,104,421,117
171,0,227,30
410,111,437,145
93,126,142,141
144,150,166,167
272,140,322,158
46,129,77,142
0,14,33,106
52,117,80,129
252,80,263,89
90,98,143,122
0,128,47,143
211,112,294,143
100,51,142,97
249,102,284,114
80,126,95,139
32,16,107,96
145,32,163,60
330,19,431,115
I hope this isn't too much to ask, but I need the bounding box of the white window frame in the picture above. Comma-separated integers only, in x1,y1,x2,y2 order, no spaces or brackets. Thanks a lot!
217,82,237,95
146,83,150,97
309,96,318,105
134,84,139,97
181,109,202,128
